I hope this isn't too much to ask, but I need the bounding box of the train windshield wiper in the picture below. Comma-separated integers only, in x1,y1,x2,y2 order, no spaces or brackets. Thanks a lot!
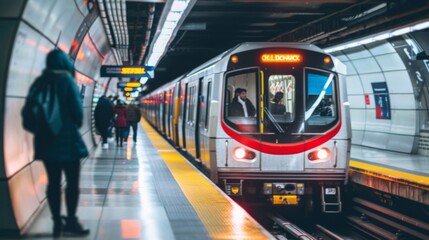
264,107,285,133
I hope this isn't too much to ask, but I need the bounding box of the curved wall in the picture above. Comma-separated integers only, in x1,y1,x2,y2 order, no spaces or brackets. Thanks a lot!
331,35,429,154
0,0,117,235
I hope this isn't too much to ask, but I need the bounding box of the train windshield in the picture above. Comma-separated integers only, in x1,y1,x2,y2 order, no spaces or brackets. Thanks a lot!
224,66,339,143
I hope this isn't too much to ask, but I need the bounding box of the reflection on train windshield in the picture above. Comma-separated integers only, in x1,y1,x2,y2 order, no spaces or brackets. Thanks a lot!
304,69,338,133
224,68,338,135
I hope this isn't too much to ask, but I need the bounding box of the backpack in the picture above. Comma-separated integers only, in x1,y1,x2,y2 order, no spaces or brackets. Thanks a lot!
21,75,62,136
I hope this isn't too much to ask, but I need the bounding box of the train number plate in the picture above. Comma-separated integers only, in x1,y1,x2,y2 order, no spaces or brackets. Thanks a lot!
272,195,297,205
325,188,336,195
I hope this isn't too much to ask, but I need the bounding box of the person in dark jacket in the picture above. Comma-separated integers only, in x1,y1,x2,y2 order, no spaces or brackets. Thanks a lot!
114,100,127,147
228,88,256,117
269,91,286,115
126,102,141,142
27,49,89,237
94,95,115,149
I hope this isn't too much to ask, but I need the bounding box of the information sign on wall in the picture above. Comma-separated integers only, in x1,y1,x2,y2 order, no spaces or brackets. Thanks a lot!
371,82,391,120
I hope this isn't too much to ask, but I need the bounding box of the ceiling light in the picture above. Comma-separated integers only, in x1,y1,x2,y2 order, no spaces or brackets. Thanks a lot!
325,20,429,53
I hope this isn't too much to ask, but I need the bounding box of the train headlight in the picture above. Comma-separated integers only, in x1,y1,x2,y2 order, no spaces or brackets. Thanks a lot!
233,147,256,160
308,148,330,161
234,147,246,159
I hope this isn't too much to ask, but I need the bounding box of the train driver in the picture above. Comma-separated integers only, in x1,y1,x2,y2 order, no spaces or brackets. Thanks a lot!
229,88,256,117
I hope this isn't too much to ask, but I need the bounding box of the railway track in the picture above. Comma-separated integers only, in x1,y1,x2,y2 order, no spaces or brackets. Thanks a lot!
347,197,429,239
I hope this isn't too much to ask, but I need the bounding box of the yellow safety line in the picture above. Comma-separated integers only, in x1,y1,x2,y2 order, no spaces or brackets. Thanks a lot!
141,119,272,240
350,160,429,189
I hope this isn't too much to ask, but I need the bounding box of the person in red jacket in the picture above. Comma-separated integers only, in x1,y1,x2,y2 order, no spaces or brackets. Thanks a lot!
114,100,127,147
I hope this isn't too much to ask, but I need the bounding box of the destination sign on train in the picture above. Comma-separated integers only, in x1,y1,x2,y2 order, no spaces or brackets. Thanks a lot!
260,53,302,63
100,65,154,78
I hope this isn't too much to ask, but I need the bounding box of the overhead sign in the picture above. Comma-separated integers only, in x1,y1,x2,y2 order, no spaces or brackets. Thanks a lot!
100,65,154,78
117,82,141,88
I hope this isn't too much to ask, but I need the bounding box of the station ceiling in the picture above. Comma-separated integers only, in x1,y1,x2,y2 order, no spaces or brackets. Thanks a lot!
123,0,429,91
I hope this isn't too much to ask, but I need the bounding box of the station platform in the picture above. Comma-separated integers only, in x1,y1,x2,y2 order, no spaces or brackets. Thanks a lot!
349,145,429,206
22,120,273,240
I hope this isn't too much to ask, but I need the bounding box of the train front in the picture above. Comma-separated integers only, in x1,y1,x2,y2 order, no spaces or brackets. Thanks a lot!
218,45,351,213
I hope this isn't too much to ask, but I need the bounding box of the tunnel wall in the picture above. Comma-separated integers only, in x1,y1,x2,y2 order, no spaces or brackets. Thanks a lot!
0,0,118,235
332,38,427,154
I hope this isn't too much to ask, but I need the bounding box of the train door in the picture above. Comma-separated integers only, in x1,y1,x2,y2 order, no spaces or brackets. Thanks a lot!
172,82,180,146
259,69,305,171
199,79,212,168
179,83,188,150
184,79,200,159
162,91,167,133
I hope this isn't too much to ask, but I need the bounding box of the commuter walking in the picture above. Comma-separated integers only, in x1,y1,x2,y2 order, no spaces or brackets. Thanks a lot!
94,95,115,149
114,100,127,147
22,49,89,237
126,101,141,142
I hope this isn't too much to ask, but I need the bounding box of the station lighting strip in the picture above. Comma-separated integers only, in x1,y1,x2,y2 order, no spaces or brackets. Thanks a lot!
97,0,129,63
325,20,429,53
145,0,197,67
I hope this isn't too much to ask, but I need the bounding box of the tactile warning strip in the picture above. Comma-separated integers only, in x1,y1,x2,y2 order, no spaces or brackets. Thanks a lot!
141,119,273,239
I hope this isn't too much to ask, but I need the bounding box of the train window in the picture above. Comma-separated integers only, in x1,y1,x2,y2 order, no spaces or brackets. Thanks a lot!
187,86,195,123
224,68,259,133
304,69,338,131
266,75,295,123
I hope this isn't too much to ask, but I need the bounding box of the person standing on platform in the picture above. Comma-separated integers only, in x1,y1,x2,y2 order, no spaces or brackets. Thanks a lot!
23,49,89,237
94,95,115,149
114,100,127,147
126,101,141,142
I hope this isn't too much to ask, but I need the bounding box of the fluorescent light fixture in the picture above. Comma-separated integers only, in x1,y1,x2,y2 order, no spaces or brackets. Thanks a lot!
171,1,187,11
145,0,196,67
325,20,429,53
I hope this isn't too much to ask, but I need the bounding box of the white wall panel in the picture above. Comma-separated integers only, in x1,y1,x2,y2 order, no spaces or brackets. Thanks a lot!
343,46,372,60
9,167,40,229
362,131,389,149
335,54,349,62
389,93,416,109
387,134,415,153
359,73,385,94
6,22,41,97
365,109,391,132
348,95,366,109
346,75,364,95
29,161,47,203
350,109,366,130
22,0,56,32
390,110,417,135
376,53,406,72
351,130,364,145
89,18,110,57
352,57,381,74
367,41,396,56
3,98,34,178
74,35,103,78
343,61,357,75
384,71,413,94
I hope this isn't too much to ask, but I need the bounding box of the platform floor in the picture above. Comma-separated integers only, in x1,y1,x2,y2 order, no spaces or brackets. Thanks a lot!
22,120,272,240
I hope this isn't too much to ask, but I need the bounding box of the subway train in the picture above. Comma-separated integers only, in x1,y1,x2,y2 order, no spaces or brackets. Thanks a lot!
142,42,351,213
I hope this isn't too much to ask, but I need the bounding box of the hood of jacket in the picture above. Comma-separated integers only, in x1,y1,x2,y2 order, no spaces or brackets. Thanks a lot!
46,49,74,75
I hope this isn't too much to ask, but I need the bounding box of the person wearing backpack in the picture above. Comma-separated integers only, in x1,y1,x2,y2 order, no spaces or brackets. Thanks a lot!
22,49,89,237
126,101,141,143
94,95,115,149
114,100,127,147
